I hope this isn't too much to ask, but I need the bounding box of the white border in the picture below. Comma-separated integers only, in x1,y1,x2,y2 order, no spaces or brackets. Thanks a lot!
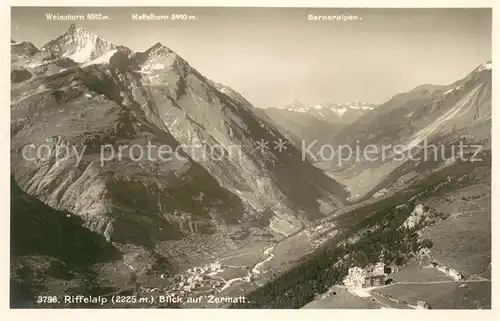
2,1,497,320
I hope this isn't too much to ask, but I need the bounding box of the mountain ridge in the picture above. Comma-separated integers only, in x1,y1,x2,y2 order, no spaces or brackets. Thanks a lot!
11,24,348,253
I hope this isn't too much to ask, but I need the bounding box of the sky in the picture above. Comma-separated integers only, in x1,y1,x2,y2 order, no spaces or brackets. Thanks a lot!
11,7,492,108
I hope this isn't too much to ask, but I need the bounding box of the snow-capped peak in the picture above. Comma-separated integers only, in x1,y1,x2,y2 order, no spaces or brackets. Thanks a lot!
477,61,492,72
285,100,377,118
330,101,376,111
40,24,116,64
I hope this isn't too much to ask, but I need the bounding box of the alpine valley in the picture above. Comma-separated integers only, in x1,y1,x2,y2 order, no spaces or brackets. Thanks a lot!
10,24,491,309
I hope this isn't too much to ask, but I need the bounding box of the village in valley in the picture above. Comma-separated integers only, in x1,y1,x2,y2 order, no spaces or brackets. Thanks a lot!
127,197,490,310
141,260,254,300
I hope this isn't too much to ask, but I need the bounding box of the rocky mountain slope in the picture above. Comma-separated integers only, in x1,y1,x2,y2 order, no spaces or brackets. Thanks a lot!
317,62,492,199
233,64,492,307
263,108,341,154
40,24,116,64
10,24,347,274
10,176,122,307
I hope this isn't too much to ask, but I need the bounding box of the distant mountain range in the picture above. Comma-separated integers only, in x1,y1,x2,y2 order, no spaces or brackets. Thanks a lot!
10,24,349,303
262,100,378,156
318,61,492,200
239,60,491,309
10,22,491,309
273,100,378,125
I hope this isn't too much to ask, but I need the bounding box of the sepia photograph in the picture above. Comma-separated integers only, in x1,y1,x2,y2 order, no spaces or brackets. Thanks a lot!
8,5,492,311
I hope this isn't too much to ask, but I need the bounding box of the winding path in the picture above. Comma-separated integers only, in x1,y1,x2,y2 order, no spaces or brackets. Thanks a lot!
219,244,277,292
251,244,276,275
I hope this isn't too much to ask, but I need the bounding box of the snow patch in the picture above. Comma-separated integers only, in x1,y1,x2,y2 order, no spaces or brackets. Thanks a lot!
67,41,95,63
139,63,167,76
477,62,492,71
231,189,244,195
331,107,348,117
142,63,165,72
82,49,117,66
313,104,323,109
443,88,454,95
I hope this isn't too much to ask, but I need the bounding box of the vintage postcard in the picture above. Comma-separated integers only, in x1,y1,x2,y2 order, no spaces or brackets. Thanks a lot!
4,1,497,320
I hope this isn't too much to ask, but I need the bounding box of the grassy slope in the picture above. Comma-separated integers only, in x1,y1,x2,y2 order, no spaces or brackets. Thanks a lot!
389,258,452,282
302,286,381,309
231,147,491,308
374,282,491,309
422,188,491,277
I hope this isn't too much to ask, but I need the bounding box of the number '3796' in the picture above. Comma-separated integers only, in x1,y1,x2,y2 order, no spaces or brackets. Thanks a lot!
37,296,59,304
